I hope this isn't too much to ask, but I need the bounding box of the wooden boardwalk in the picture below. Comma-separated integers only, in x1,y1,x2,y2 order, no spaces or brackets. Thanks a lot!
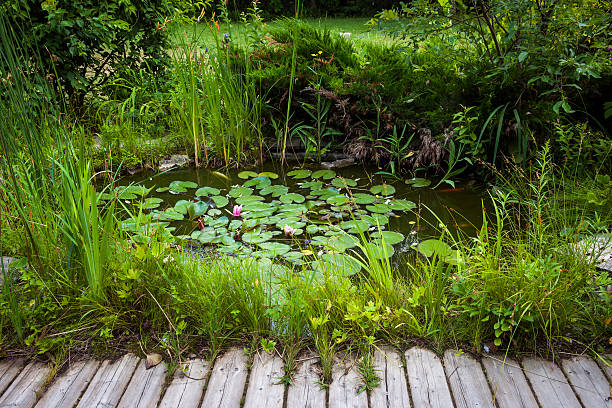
0,348,610,407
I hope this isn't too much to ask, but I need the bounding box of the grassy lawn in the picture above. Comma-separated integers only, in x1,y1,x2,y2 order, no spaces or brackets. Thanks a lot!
170,17,397,49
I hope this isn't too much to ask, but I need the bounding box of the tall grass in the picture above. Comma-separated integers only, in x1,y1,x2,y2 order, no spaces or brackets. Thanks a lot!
171,3,263,167
0,15,117,306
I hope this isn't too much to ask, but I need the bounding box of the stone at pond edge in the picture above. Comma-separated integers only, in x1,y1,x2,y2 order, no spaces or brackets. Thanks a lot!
159,154,192,171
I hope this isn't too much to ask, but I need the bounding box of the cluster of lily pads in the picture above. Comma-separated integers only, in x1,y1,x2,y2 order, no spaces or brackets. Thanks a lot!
109,169,458,275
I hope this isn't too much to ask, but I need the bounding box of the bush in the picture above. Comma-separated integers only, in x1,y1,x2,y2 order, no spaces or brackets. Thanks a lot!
5,0,177,105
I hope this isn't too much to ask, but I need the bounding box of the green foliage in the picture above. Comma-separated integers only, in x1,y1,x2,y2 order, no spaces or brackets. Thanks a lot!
5,0,176,104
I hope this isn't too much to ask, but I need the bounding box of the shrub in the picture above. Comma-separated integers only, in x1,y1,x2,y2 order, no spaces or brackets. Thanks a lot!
5,0,177,105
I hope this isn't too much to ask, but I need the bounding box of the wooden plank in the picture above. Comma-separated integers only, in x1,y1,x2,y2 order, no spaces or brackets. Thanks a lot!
443,350,493,408
0,358,25,397
158,359,209,408
34,359,100,408
76,353,139,408
370,348,411,408
200,348,249,408
521,357,581,408
0,361,51,408
482,356,538,408
328,354,367,408
562,355,612,408
286,354,326,408
405,347,454,408
243,351,285,408
117,359,166,408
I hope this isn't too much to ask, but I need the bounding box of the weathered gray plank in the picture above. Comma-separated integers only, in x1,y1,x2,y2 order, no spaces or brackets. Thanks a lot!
0,358,25,397
117,359,166,408
158,359,209,408
482,356,538,408
521,357,581,408
0,361,51,408
405,347,454,408
562,355,612,408
286,354,326,408
34,359,100,408
329,354,367,408
370,348,411,408
243,351,285,408
444,350,494,408
76,353,139,408
200,348,249,408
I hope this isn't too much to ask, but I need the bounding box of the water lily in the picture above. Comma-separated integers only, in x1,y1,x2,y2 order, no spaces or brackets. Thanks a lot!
232,205,243,217
283,225,296,237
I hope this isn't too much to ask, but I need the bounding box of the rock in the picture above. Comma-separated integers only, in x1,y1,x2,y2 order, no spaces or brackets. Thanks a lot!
321,157,355,169
0,256,17,288
574,234,612,272
339,32,352,39
159,154,192,171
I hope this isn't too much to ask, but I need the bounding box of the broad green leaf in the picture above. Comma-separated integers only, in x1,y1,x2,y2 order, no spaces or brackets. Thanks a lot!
228,186,253,198
242,231,274,243
311,169,336,180
288,169,312,179
211,195,229,208
259,171,279,179
388,200,416,211
371,231,404,245
331,177,357,188
366,203,391,214
195,186,220,196
370,184,395,195
280,193,305,204
238,171,258,179
415,239,452,258
405,178,431,188
352,193,376,204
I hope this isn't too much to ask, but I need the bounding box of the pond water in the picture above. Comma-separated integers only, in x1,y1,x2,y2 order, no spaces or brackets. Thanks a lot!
111,164,488,272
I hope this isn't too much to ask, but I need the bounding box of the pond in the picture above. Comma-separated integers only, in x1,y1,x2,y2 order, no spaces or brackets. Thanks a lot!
109,164,487,273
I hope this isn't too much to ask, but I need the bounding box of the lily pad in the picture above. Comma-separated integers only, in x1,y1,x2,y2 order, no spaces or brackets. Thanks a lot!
313,253,361,276
238,171,259,179
229,220,243,230
153,210,184,221
174,200,191,214
300,181,323,189
366,203,391,214
156,187,170,193
260,185,289,197
259,171,279,179
169,180,198,193
405,178,431,188
371,231,405,245
363,240,395,259
415,239,452,258
332,177,357,188
141,197,163,210
208,208,222,216
326,194,350,205
244,177,271,188
370,184,395,195
242,231,274,244
312,169,336,180
211,195,229,208
326,234,359,252
228,186,253,198
236,195,265,205
187,201,208,219
280,193,305,204
257,242,291,255
195,186,220,196
287,169,312,179
388,200,416,212
352,193,377,205
340,219,370,233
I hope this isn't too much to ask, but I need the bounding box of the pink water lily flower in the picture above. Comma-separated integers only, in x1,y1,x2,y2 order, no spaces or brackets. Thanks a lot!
232,205,243,217
283,225,296,237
